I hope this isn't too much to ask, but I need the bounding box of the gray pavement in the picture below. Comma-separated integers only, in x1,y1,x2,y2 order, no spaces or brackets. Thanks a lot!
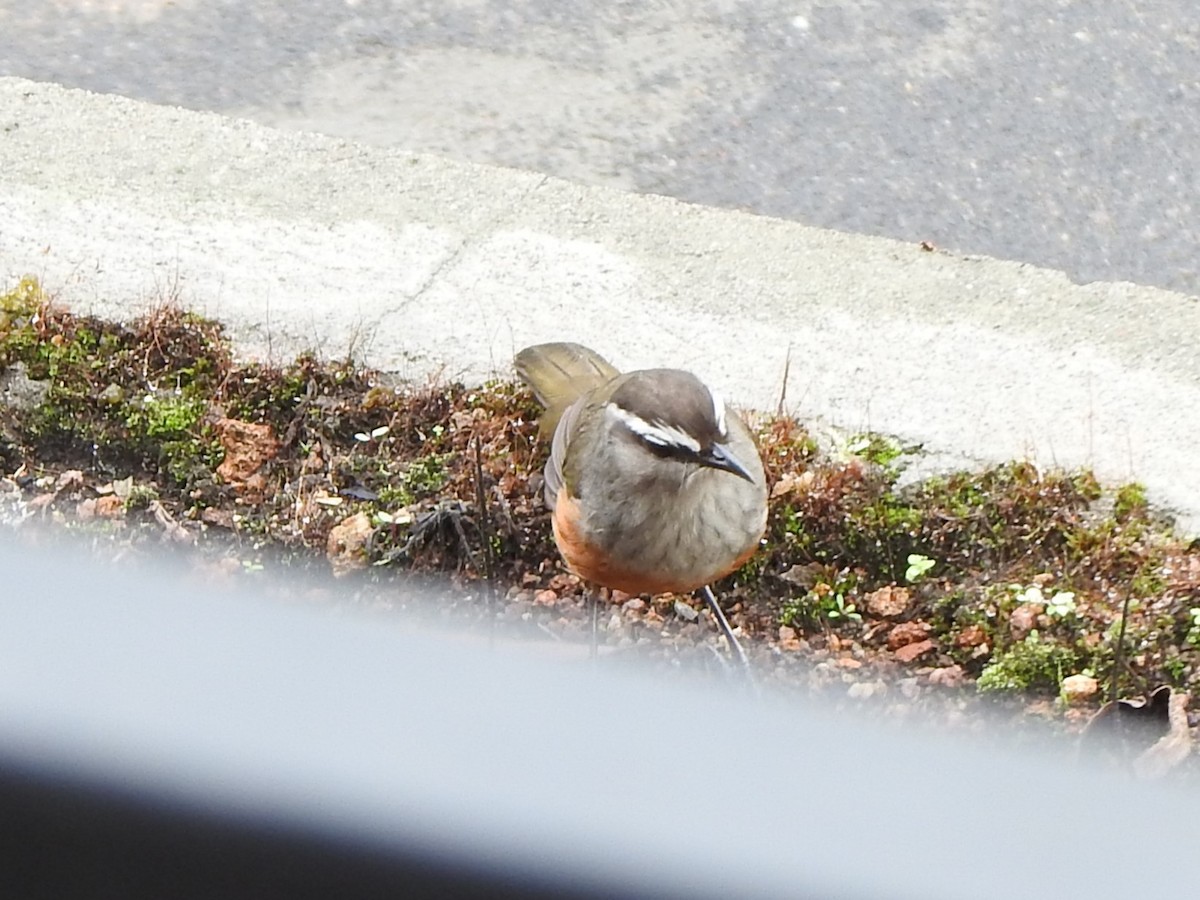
3,76,1200,531
2,0,1198,294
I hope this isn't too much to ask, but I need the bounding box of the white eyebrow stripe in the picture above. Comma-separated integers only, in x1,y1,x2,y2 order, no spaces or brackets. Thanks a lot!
708,386,727,438
606,403,702,453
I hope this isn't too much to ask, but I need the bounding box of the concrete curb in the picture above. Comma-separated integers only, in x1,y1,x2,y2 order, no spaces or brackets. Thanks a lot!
3,76,1198,529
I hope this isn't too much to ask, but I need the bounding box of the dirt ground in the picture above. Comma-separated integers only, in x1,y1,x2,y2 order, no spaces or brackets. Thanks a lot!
1,276,1196,778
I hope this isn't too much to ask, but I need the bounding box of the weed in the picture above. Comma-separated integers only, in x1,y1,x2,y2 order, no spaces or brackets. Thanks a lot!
905,553,936,584
1044,589,1077,619
780,568,863,629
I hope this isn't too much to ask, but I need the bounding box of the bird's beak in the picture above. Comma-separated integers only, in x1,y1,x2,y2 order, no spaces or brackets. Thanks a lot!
699,441,757,483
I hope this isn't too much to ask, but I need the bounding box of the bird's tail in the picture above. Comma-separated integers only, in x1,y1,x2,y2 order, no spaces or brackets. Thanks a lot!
514,342,620,438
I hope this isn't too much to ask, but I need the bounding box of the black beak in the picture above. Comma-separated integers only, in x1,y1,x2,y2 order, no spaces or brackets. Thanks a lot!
698,441,757,483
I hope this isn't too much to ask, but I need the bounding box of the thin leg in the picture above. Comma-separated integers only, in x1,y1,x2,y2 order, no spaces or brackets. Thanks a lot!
700,585,756,688
589,586,599,661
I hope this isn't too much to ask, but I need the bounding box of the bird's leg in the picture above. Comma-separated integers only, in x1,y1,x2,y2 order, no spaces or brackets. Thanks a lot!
590,586,599,660
700,585,756,685
584,584,605,661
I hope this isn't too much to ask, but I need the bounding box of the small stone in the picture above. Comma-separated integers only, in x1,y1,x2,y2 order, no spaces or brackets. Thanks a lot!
93,494,125,519
673,600,699,622
97,383,125,405
325,512,373,577
76,489,126,523
0,362,51,410
866,585,911,618
1009,603,1042,641
56,470,85,492
835,657,862,669
622,597,646,613
956,624,988,648
893,639,936,663
1060,673,1100,704
548,572,580,591
533,589,558,605
887,621,931,650
779,562,822,587
110,476,134,500
214,418,281,501
928,664,966,687
776,625,804,652
847,682,876,699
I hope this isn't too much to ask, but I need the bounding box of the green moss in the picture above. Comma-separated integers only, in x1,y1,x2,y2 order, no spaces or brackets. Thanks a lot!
465,379,542,421
402,453,451,496
125,483,160,511
125,394,206,439
847,432,916,479
224,360,313,423
0,275,47,334
122,393,216,485
1113,482,1149,520
1071,470,1103,502
376,484,415,508
0,285,229,486
977,630,1078,693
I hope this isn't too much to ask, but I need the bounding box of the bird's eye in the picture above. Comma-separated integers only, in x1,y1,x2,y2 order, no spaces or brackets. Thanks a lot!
639,433,700,463
607,403,701,454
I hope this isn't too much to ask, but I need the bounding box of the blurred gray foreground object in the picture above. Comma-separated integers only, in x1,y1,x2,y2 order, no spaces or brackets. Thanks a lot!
0,540,1196,899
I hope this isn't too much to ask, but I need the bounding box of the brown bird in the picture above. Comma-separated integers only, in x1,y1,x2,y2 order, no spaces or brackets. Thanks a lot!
515,342,768,666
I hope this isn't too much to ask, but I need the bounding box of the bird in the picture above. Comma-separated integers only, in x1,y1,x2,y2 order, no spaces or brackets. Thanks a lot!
514,342,768,667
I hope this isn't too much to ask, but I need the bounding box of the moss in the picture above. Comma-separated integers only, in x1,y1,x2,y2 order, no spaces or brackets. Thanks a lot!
125,483,160,511
0,276,48,334
846,431,918,481
465,378,542,421
402,453,451,497
124,393,206,440
1071,470,1103,502
122,393,216,486
223,359,314,424
1113,482,1149,520
977,630,1078,693
0,284,229,486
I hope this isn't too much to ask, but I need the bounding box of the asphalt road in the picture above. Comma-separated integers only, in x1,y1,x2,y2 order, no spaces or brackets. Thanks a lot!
3,0,1197,295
